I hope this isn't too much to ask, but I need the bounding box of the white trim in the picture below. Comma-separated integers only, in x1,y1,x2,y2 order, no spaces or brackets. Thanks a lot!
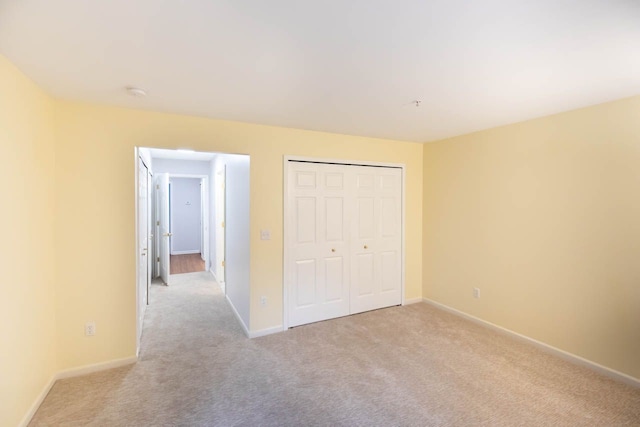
400,166,406,305
56,356,138,380
283,156,290,329
226,294,250,338
170,250,201,255
283,155,406,330
210,266,226,292
249,325,285,339
422,298,640,389
18,374,56,427
20,356,138,427
403,297,423,305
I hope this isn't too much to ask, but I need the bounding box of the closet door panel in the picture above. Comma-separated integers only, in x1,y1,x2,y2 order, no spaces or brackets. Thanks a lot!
351,166,402,314
288,162,350,327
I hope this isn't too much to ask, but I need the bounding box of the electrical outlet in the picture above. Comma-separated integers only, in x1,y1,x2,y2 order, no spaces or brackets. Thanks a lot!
85,322,96,336
473,288,480,299
260,296,267,307
260,230,271,240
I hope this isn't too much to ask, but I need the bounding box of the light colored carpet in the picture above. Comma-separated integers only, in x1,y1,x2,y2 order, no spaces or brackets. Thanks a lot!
30,271,640,426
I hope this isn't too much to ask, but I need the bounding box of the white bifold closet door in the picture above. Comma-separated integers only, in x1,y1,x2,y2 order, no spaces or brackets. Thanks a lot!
350,165,402,314
288,161,402,328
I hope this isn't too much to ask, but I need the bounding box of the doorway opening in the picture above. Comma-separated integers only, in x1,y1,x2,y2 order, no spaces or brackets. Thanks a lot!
135,147,250,353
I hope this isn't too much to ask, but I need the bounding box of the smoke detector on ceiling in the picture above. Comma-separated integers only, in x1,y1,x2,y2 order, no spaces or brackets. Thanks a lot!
126,87,147,97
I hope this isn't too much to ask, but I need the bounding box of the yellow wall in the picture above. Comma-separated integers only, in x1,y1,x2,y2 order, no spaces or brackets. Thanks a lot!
423,96,640,379
54,101,424,369
0,56,57,426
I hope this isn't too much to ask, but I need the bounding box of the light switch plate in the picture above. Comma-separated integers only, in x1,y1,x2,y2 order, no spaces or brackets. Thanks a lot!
260,230,271,240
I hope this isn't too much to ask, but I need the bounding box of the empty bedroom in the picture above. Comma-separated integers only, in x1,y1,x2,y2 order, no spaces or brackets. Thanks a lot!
1,0,639,426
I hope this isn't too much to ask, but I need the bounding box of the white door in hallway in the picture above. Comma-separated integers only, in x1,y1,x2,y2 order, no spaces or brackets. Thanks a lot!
350,166,402,314
157,173,171,284
137,157,150,346
288,162,351,327
286,160,403,328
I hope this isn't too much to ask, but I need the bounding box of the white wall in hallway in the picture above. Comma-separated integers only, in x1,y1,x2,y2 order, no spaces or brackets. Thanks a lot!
216,154,250,328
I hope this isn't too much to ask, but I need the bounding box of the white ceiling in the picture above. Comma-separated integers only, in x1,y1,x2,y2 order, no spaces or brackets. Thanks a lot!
1,1,638,142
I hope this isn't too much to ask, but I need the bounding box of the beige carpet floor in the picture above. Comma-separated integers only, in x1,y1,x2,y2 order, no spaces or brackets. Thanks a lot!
30,271,640,426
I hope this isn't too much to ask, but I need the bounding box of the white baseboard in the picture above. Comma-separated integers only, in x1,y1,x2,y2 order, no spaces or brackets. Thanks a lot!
249,325,284,338
171,250,201,255
225,294,250,338
20,355,138,427
56,356,138,380
19,374,57,427
422,298,640,389
403,297,423,305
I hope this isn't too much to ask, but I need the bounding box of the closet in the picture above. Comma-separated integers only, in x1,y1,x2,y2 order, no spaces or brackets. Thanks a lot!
285,160,403,327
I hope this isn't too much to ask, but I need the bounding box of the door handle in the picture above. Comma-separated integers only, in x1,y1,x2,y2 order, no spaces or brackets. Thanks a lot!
163,232,173,237
364,245,368,249
141,253,147,256
331,248,336,252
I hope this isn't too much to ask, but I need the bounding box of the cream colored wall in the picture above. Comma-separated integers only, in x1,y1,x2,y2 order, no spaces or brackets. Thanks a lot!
0,56,57,426
54,101,423,369
423,96,640,379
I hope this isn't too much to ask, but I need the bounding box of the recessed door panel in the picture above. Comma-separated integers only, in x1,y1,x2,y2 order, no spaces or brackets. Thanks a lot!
295,259,316,307
381,197,397,238
296,171,316,188
296,197,316,244
355,253,374,296
380,251,398,292
380,174,396,190
358,198,375,239
325,197,344,242
325,257,344,302
325,173,344,190
357,174,375,190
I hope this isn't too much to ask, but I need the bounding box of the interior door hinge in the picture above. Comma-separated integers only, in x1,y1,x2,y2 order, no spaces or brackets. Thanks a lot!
156,184,159,190
157,220,160,226
222,260,225,267
157,257,160,262
221,221,225,228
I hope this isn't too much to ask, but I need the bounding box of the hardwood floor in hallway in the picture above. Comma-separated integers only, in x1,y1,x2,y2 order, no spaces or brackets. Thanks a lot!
170,253,205,274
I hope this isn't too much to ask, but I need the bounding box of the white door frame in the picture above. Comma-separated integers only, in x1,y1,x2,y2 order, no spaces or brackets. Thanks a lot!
134,148,152,356
214,166,226,287
283,155,406,330
167,174,210,271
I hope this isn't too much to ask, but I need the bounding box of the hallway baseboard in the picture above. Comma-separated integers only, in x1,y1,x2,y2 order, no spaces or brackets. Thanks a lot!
248,325,284,339
225,294,250,338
